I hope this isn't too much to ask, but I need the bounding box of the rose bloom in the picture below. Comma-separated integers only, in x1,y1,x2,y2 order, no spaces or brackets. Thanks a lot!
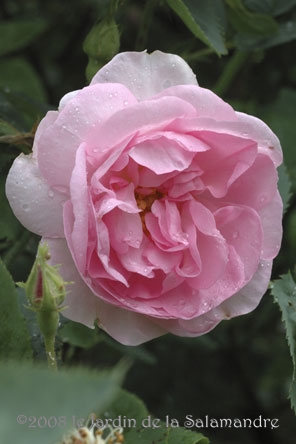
6,51,283,345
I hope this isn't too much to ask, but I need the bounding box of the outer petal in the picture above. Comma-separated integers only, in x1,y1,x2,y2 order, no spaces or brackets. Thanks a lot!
153,259,272,338
209,259,272,321
172,115,282,167
236,112,282,167
45,238,166,345
38,83,137,189
5,154,67,237
91,50,198,100
258,191,283,260
153,85,236,121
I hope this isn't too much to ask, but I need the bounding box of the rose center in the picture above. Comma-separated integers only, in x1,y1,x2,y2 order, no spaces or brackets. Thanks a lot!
135,187,165,234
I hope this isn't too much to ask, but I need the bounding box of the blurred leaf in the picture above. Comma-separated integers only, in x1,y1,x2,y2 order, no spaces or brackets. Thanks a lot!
0,19,47,57
0,57,47,102
226,0,279,36
166,0,227,55
262,88,296,192
0,119,19,137
0,89,47,132
235,20,296,50
59,321,99,349
1,361,123,444
101,389,209,443
271,273,296,413
244,0,296,16
278,163,292,214
0,258,32,361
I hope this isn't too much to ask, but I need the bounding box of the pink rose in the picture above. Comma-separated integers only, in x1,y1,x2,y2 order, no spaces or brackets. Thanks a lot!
6,51,283,345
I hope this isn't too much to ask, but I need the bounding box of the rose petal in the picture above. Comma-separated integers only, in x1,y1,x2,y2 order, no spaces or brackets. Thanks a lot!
5,154,67,237
45,238,99,328
129,137,195,174
38,83,137,188
91,50,198,100
196,131,258,198
225,154,278,210
236,111,282,167
153,84,236,121
215,205,263,281
258,191,283,259
46,237,165,345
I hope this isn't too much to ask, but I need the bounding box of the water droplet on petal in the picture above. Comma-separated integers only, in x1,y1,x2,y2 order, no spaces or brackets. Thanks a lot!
22,203,29,211
48,190,54,198
259,194,267,204
163,79,172,89
232,231,238,239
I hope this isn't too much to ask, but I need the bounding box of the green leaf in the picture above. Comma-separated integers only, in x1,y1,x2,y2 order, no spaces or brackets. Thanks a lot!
0,175,23,245
101,389,209,443
1,361,123,443
0,258,32,361
226,0,279,36
278,163,292,214
166,0,227,55
244,0,296,17
0,19,47,57
271,273,296,413
0,118,19,137
0,57,47,102
235,20,296,50
59,320,100,349
262,88,296,192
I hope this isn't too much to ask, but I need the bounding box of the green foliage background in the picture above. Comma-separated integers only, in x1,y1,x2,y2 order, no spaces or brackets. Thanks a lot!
1,0,296,443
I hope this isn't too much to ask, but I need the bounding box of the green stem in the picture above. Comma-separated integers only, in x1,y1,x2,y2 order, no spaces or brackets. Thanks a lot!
44,335,58,371
37,310,59,371
182,43,235,62
213,49,249,98
135,0,157,50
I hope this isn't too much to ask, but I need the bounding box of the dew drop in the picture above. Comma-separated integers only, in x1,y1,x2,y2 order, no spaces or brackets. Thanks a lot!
232,231,238,239
22,203,29,211
259,194,267,204
123,100,129,106
163,79,172,89
48,190,54,198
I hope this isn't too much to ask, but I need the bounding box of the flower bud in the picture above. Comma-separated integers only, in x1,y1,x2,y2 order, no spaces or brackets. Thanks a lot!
83,19,120,81
19,242,67,312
